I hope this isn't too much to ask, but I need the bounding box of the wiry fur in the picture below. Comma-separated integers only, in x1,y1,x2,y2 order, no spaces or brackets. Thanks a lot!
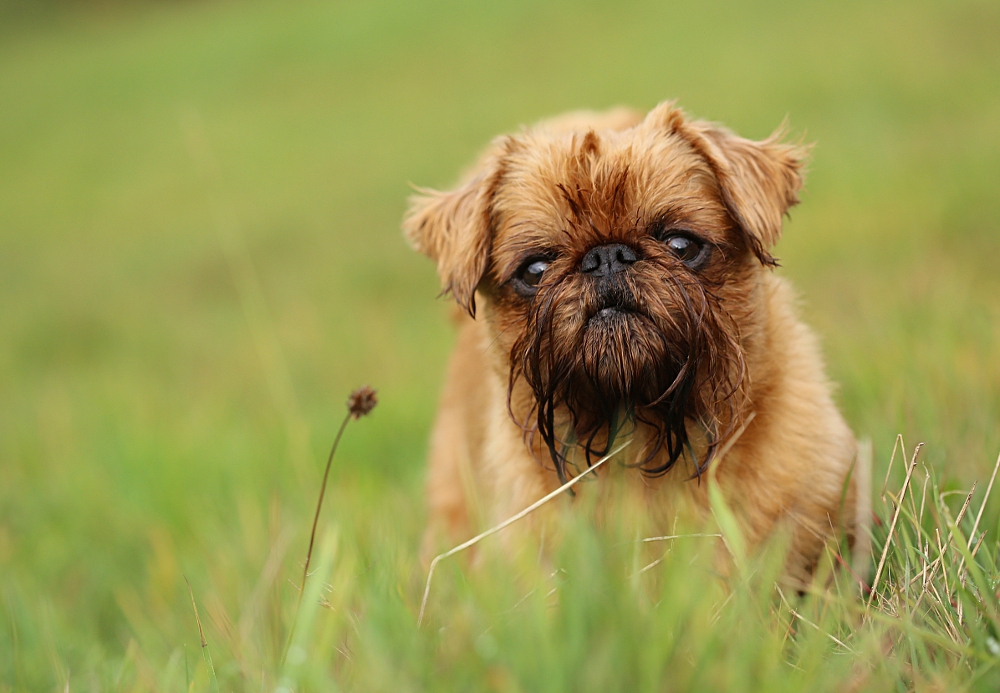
404,102,857,580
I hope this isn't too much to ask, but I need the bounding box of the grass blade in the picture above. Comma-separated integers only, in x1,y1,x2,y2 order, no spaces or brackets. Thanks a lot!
184,577,220,693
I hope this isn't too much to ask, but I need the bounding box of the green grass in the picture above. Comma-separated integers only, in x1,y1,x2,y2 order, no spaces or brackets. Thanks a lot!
1,0,999,690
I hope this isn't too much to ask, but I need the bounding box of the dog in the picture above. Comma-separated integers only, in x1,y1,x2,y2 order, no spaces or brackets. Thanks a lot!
404,101,858,580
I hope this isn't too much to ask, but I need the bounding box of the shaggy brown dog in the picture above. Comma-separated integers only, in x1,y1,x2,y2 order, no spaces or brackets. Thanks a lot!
404,102,857,579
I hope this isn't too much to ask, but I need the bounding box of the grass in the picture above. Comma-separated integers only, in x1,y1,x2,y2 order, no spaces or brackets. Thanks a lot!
1,0,999,690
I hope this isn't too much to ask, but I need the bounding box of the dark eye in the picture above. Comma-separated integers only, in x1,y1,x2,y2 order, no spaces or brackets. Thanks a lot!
663,234,707,267
520,259,550,286
521,260,549,286
512,258,551,295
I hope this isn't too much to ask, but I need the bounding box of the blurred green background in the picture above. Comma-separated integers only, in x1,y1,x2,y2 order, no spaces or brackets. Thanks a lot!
1,0,999,688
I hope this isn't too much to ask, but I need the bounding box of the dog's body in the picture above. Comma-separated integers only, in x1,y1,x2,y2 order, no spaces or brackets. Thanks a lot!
405,103,857,579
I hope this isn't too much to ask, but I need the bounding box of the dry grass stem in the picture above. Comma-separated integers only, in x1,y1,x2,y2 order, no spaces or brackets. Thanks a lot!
641,533,724,543
300,413,351,602
954,450,1000,579
954,484,977,529
868,442,922,609
706,411,756,480
776,586,856,653
852,437,873,589
969,450,1000,547
881,434,906,502
301,386,377,598
184,577,220,693
285,386,377,664
636,534,724,575
417,439,633,627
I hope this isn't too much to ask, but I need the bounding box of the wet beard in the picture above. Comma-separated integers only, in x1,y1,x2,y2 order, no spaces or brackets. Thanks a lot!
509,275,747,484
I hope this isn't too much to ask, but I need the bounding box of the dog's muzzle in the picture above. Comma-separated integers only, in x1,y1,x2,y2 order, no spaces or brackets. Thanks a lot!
580,243,642,326
579,243,638,277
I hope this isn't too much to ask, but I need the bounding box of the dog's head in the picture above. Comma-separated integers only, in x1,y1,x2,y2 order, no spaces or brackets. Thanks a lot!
404,102,808,481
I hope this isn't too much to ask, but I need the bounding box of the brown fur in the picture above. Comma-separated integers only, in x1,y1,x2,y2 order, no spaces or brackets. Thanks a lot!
404,102,857,580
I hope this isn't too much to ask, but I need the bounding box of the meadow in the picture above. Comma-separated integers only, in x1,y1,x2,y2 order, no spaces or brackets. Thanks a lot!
1,0,999,690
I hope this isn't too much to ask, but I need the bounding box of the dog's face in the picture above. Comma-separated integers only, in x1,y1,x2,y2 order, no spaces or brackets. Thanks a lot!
405,102,806,481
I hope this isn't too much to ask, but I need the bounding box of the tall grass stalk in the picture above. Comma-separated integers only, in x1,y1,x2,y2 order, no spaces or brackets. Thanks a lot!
299,413,351,610
283,386,377,666
183,577,220,693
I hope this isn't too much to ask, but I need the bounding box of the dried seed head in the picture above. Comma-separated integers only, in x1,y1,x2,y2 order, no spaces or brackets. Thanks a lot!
347,385,378,419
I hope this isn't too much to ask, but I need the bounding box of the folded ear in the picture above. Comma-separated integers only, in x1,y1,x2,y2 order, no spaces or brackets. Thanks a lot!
403,139,510,316
647,102,809,266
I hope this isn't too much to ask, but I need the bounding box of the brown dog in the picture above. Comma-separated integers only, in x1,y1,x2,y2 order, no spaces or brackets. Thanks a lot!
404,102,857,580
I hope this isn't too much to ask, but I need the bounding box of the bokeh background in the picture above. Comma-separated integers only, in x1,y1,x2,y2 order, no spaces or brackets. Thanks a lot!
1,0,999,688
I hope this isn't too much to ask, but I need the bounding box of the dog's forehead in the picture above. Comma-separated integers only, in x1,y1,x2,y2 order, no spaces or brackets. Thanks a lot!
491,126,721,249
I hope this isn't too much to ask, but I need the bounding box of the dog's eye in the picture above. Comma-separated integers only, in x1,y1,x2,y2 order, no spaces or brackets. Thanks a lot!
520,259,550,287
511,258,551,296
663,234,707,267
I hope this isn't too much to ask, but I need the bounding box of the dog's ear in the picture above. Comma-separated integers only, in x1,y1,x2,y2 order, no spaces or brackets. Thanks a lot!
647,102,809,266
403,139,511,317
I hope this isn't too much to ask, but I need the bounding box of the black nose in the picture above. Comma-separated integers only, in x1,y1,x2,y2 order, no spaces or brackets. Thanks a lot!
579,243,638,277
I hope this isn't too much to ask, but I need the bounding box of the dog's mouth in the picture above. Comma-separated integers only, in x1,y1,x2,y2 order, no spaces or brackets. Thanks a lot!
585,288,646,328
585,280,644,328
586,305,638,327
